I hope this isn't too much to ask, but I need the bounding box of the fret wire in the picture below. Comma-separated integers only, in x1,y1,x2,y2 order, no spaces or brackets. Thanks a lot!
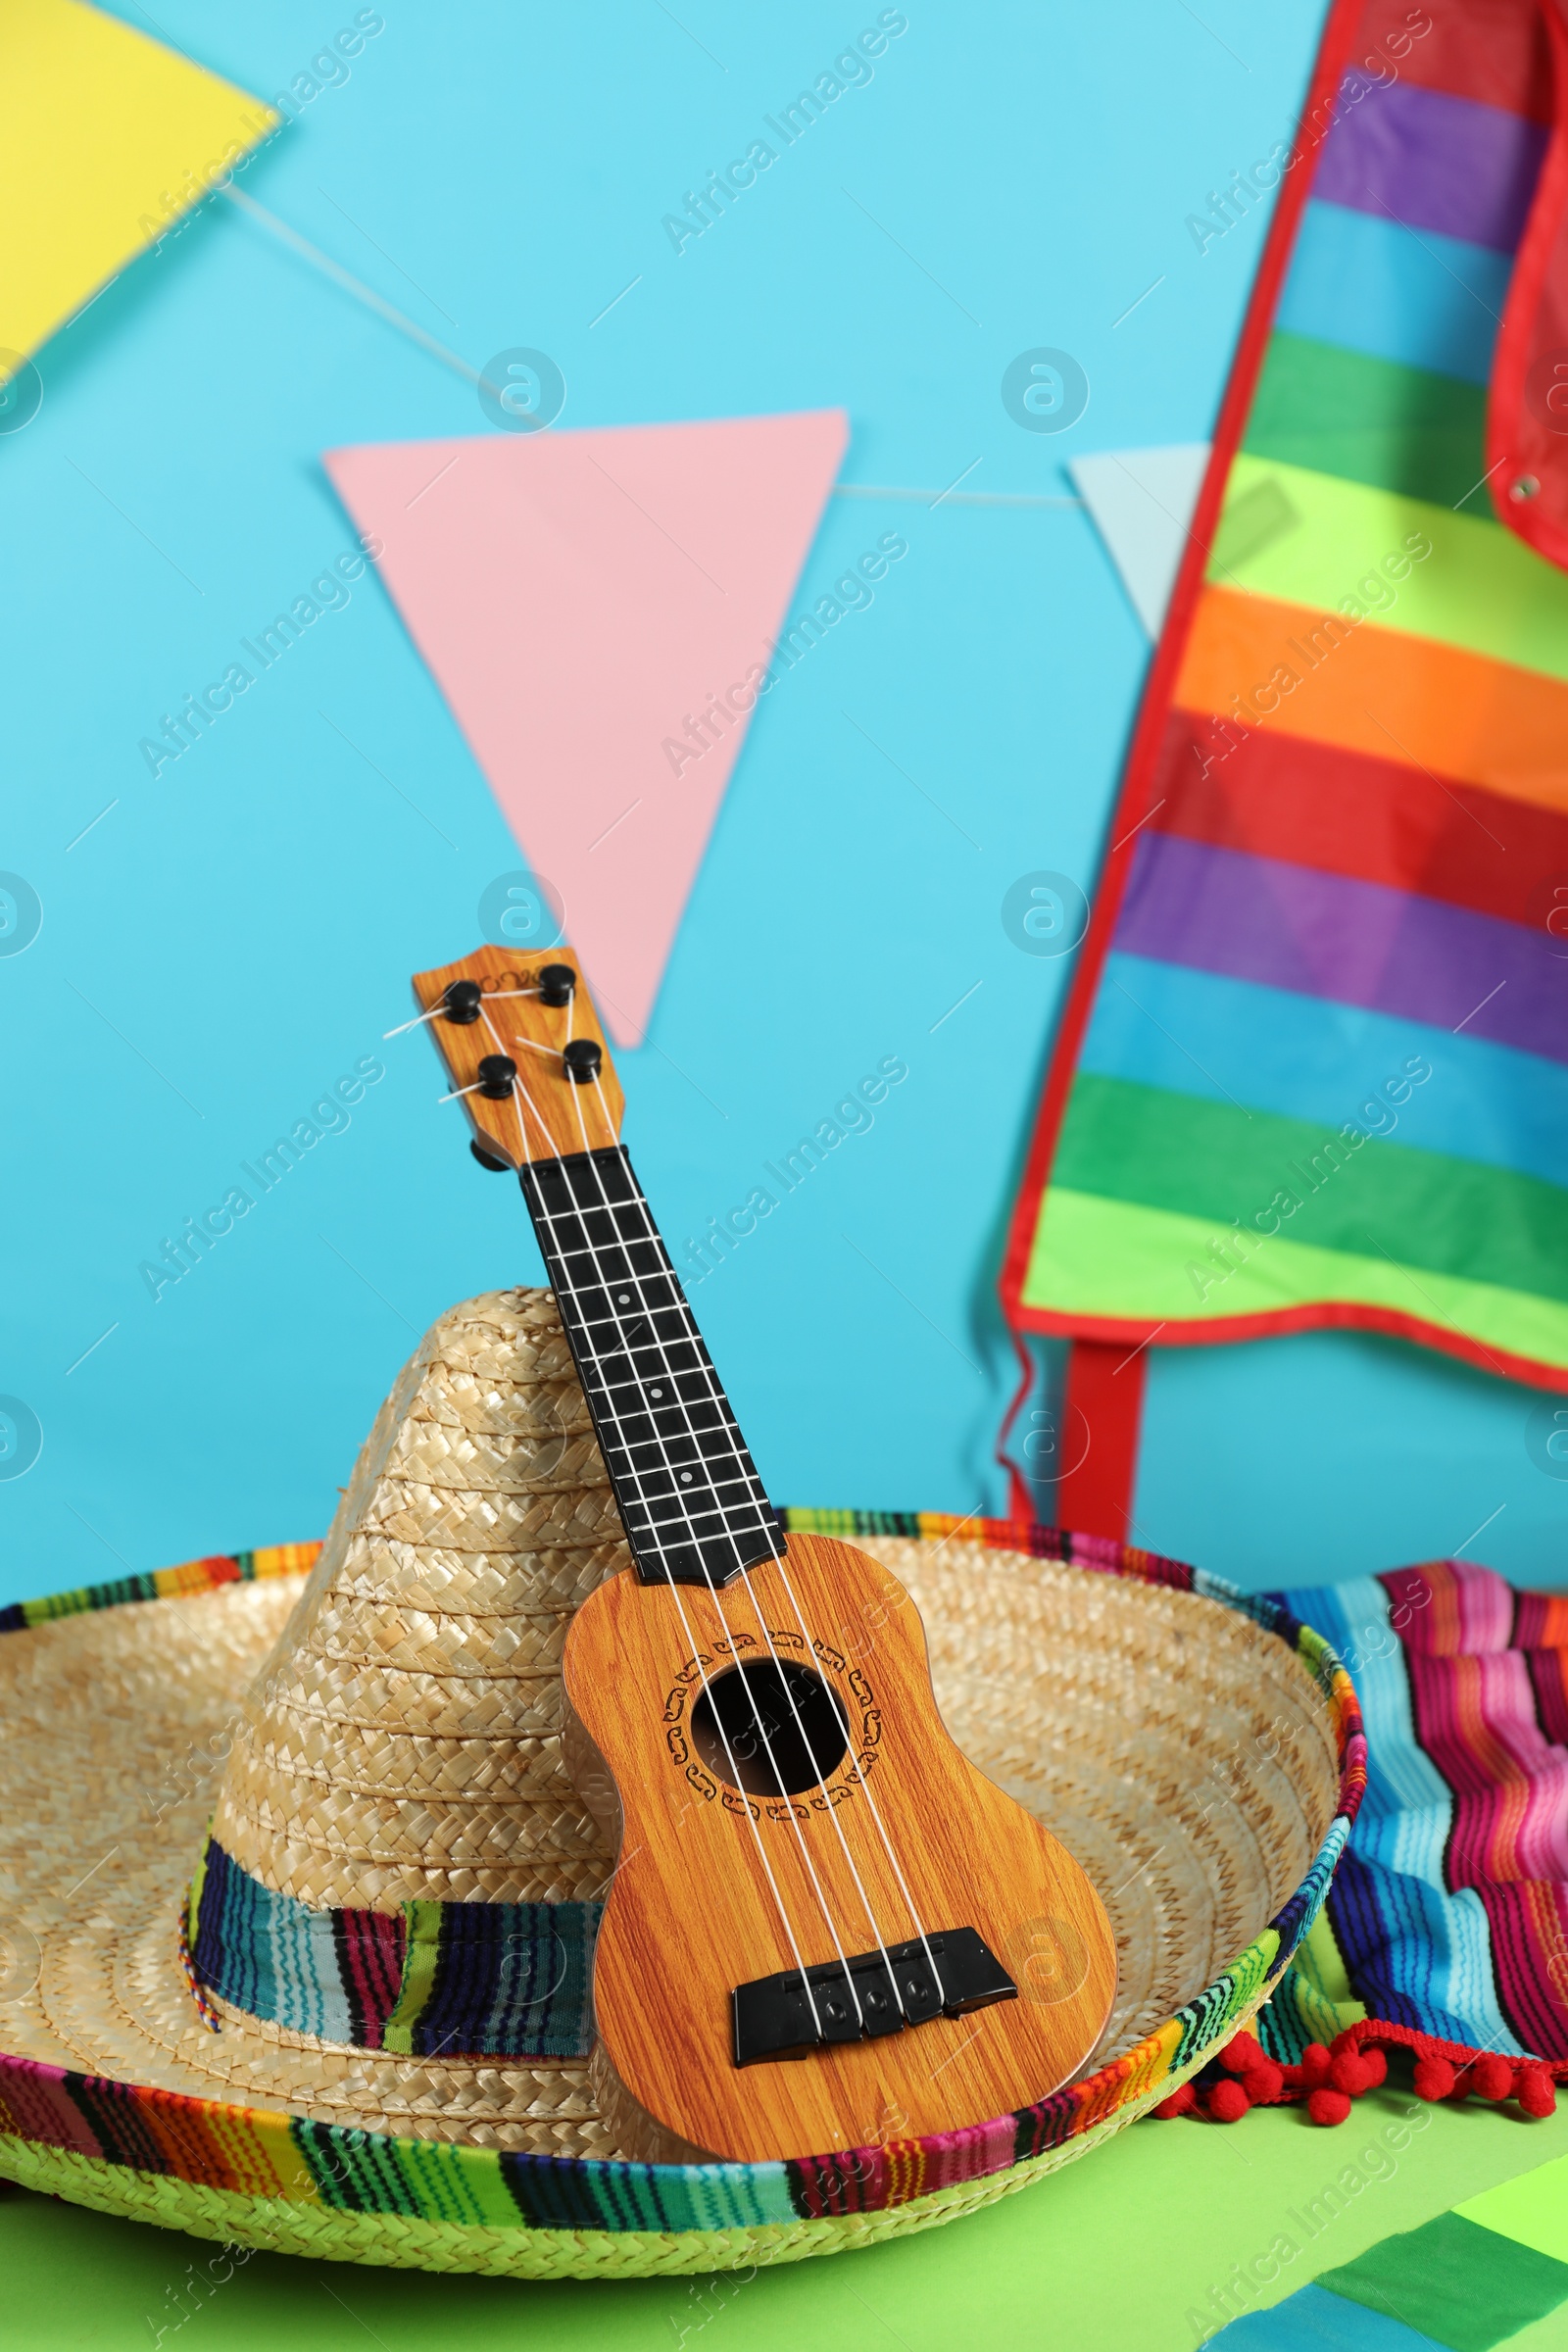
532,1164,776,1532
594,1464,765,1514
599,1520,769,1574
565,1327,721,1370
550,1279,728,1385
562,1388,766,1492
560,1372,767,1496
523,1195,775,1561
503,1089,776,1568
526,1200,664,1238
563,1313,719,1362
597,1458,762,1502
558,1281,684,1306
568,1359,746,1434
531,1195,775,1561
525,1166,778,1554
548,1278,764,1466
616,1513,765,1553
551,1309,719,1382
568,1312,709,1345
590,1444,756,1489
577,1399,749,1449
594,1425,755,1471
620,1514,767,1545
601,1522,774,1567
584,1470,766,1526
510,1116,700,1497
556,1347,759,1469
577,1462,767,1531
607,1518,770,1552
557,1413,769,1547
601,1487,770,1535
540,1196,667,1225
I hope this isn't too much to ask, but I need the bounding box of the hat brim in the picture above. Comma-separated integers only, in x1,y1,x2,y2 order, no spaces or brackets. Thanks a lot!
0,1521,1363,2278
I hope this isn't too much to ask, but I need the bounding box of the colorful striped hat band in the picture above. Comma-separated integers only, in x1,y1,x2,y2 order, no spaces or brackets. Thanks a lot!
183,1837,601,2061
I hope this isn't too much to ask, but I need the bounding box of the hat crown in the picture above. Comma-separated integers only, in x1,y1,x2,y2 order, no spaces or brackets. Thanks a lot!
208,1289,625,1914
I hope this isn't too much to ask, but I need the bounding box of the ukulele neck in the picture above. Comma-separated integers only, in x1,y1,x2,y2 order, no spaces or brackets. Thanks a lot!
517,1144,783,1589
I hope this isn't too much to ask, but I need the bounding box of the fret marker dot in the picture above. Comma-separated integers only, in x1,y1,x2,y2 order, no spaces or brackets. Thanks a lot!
617,1292,630,1302
681,1472,693,1483
651,1388,663,1399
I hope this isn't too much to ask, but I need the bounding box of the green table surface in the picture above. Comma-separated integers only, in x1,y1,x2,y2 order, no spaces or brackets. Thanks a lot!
10,2095,1568,2350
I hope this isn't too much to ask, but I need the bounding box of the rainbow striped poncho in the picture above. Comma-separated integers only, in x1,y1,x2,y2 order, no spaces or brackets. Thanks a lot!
1006,0,1568,1393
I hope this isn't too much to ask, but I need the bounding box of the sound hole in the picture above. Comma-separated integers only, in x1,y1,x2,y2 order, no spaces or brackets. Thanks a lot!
691,1661,850,1797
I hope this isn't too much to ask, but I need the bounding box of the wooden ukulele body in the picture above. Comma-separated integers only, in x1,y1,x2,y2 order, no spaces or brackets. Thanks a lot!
563,1532,1115,2164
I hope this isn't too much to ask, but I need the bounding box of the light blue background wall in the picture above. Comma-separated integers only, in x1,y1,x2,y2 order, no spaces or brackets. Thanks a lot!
4,0,1562,1606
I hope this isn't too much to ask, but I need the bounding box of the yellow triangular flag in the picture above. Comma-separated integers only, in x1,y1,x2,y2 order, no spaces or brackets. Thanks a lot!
0,0,277,359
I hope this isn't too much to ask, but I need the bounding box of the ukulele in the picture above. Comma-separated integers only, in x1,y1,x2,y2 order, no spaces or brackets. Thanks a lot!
414,940,1115,2164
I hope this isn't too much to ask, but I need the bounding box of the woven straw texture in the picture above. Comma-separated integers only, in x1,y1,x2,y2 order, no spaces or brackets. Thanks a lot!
213,1289,623,1920
0,1288,1357,2275
0,2127,1164,2278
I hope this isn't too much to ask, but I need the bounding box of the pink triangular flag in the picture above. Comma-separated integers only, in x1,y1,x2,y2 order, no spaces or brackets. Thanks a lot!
324,410,848,1043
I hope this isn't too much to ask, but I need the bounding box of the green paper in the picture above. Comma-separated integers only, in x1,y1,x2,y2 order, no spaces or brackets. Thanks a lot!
1315,2211,1568,2351
1459,2152,1568,2267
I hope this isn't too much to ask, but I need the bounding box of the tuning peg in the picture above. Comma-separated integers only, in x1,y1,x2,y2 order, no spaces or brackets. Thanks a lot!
564,1039,602,1086
443,979,483,1024
477,1054,516,1098
469,1140,511,1173
539,963,575,1006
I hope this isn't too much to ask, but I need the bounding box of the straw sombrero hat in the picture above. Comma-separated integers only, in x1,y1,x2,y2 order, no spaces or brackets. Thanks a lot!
0,1288,1362,2278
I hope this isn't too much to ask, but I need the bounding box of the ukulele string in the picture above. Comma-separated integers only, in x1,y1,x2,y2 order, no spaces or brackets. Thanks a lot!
580,1060,940,2008
385,986,540,1040
555,1042,878,2028
476,997,837,2034
762,1549,942,1997
588,1070,618,1152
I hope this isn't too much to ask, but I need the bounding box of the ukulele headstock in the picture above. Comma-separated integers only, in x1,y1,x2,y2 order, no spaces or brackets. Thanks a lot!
411,943,624,1171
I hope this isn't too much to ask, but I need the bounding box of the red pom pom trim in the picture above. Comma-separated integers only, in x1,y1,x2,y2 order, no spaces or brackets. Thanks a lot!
1472,2054,1514,2102
1152,2083,1198,2119
1519,2067,1557,2120
1149,2019,1568,2131
1413,2056,1456,2102
1206,2079,1251,2123
1245,2056,1285,2102
1220,2032,1263,2075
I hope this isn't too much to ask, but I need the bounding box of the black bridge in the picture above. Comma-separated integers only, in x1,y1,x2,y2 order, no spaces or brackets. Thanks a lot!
732,1927,1016,2067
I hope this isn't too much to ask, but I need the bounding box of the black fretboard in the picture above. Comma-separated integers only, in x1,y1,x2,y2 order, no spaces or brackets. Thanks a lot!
517,1147,784,1588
